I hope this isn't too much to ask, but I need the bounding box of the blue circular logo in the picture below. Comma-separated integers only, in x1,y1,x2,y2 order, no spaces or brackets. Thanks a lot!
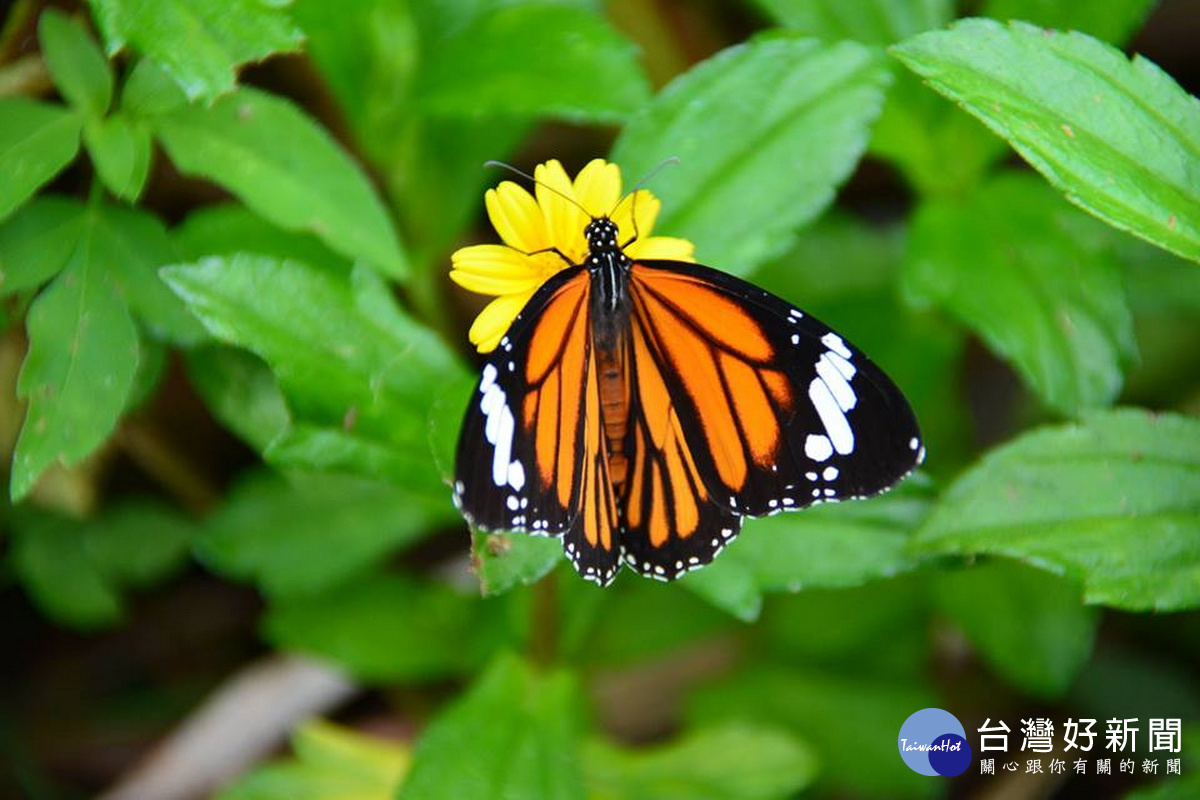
898,708,971,776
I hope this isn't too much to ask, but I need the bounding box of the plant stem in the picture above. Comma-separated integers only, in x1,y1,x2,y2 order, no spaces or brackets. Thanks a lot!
115,421,221,515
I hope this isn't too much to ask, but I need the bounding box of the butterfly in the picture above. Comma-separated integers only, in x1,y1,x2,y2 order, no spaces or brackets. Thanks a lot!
453,181,923,587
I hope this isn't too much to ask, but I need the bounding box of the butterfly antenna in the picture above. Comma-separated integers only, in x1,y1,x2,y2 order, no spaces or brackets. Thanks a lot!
612,156,680,247
484,160,594,219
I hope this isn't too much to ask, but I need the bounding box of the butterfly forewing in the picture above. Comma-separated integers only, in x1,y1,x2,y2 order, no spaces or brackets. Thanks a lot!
455,266,622,584
454,267,587,536
640,260,921,499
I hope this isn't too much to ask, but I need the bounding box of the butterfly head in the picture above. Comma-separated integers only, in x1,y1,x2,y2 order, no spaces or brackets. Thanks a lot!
584,217,622,255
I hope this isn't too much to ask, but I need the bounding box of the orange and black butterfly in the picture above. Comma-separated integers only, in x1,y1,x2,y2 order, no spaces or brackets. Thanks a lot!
454,189,922,586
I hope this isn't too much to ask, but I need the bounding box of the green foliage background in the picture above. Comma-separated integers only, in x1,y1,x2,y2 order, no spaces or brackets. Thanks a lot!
1,0,1198,798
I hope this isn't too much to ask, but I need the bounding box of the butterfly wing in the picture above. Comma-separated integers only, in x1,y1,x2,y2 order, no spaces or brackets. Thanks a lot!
618,305,744,579
454,266,621,585
617,260,923,580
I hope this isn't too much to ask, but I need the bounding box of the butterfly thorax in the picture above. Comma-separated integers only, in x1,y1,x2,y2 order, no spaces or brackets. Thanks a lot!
585,217,633,492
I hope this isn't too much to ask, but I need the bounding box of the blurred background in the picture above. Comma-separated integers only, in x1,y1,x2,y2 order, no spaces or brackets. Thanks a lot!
1,1,1199,798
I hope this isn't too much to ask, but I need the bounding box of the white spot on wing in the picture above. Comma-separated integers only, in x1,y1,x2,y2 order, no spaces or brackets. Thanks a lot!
826,350,856,380
823,466,839,481
821,332,852,359
507,461,525,491
480,363,497,392
816,354,857,412
809,378,854,454
491,405,515,486
804,434,833,462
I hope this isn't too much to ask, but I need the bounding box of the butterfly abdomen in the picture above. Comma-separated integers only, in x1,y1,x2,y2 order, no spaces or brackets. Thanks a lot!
597,345,630,489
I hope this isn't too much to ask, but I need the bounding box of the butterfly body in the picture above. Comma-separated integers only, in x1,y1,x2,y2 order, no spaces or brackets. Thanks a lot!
455,215,923,587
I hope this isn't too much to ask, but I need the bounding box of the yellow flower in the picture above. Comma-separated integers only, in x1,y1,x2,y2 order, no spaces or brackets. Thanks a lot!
450,158,695,352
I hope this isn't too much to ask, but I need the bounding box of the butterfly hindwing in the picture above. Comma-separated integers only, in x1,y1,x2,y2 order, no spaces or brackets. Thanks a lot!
615,308,743,579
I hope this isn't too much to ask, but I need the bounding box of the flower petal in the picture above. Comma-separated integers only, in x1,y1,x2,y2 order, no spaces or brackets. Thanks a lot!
486,182,548,253
573,159,622,218
450,245,544,294
626,235,696,262
469,291,534,353
611,189,660,247
452,244,541,278
535,159,589,262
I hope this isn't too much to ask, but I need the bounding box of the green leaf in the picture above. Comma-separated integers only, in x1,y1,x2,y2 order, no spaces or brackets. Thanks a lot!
0,195,86,294
763,577,932,681
892,19,1200,264
291,2,531,260
428,372,474,485
120,59,188,117
265,574,504,683
612,36,890,274
13,511,118,626
1120,234,1200,316
416,4,650,122
750,212,907,301
175,204,351,274
905,174,1135,415
869,71,1007,196
218,718,410,800
682,480,930,621
755,0,953,44
162,256,467,499
38,9,113,118
91,204,207,345
0,98,82,222
150,87,407,278
571,577,737,668
125,338,166,417
750,0,992,196
265,425,447,490
1,198,201,343
981,0,1155,46
12,232,139,500
87,0,303,102
584,722,817,800
396,654,585,800
12,503,192,628
690,666,937,798
397,117,532,263
184,346,290,451
471,531,563,597
291,0,417,165
198,472,444,600
82,112,152,201
912,408,1200,612
933,560,1099,698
